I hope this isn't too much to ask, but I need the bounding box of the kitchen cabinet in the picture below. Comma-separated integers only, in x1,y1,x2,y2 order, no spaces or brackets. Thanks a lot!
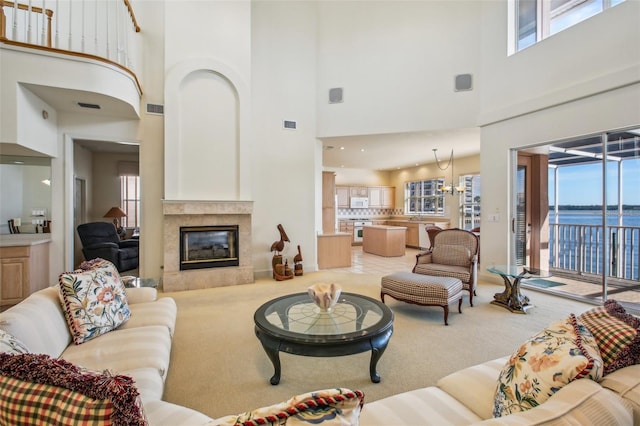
0,236,50,309
349,186,368,197
322,172,337,233
336,186,350,208
338,220,355,245
368,187,395,208
386,221,420,248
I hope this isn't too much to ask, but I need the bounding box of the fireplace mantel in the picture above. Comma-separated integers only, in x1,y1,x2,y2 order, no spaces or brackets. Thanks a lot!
162,200,254,291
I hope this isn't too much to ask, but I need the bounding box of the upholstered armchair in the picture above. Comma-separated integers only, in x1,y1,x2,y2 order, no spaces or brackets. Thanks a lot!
412,228,479,306
77,222,139,272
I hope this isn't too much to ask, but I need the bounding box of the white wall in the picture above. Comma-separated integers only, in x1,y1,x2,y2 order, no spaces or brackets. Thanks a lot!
328,168,392,187
251,1,319,275
478,1,640,281
0,165,23,234
316,1,481,137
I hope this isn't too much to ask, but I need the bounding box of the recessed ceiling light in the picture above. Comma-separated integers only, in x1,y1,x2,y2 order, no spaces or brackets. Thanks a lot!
340,146,345,150
360,148,365,152
13,161,24,164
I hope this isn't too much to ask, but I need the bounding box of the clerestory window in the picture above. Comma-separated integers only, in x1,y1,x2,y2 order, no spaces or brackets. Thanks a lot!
513,0,626,53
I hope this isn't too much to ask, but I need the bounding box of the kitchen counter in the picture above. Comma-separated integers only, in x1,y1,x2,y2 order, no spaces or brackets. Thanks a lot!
0,234,52,247
362,225,406,257
317,232,352,269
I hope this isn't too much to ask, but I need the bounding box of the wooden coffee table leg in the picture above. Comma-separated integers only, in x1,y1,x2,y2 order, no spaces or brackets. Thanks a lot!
263,346,282,385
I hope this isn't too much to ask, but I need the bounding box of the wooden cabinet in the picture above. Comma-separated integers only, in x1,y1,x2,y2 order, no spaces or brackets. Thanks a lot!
386,221,420,248
317,233,352,269
322,172,337,233
336,186,350,208
349,186,368,197
0,241,50,308
368,187,395,208
338,220,355,245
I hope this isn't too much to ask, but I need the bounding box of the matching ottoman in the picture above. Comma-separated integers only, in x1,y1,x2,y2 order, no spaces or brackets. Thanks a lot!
381,271,463,325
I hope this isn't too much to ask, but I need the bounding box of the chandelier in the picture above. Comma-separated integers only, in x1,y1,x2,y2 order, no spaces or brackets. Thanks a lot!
432,149,465,195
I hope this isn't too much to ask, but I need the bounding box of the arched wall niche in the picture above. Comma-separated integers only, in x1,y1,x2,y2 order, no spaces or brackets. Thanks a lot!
165,59,251,201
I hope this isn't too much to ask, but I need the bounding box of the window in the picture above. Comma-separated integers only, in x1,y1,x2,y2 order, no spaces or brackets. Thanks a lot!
514,0,625,52
459,174,481,230
120,175,140,228
404,178,446,216
118,161,139,228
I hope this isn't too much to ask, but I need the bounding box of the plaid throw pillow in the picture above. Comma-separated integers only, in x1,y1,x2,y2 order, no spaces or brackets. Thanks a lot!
0,353,147,425
578,299,640,374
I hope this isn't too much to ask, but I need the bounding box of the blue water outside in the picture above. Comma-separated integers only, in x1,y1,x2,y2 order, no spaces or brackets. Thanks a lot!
549,211,640,280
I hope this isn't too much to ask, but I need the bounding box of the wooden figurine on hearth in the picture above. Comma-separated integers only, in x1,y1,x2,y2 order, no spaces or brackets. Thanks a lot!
293,244,303,276
271,224,293,280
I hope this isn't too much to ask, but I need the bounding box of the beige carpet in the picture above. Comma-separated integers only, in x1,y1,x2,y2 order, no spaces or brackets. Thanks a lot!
160,271,596,420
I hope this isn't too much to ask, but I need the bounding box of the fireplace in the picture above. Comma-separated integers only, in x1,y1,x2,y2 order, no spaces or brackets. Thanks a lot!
180,225,239,270
163,200,253,292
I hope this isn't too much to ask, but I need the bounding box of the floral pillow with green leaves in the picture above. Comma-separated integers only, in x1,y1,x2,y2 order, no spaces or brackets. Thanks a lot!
493,314,603,417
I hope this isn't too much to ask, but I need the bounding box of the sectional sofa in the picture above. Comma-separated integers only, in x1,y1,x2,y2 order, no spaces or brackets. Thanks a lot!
1,259,640,425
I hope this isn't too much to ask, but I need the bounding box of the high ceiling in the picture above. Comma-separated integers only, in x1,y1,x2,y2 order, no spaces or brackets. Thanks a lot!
321,127,481,171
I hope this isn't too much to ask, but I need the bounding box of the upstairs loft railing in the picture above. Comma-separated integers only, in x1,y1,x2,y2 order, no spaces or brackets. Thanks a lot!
0,0,141,91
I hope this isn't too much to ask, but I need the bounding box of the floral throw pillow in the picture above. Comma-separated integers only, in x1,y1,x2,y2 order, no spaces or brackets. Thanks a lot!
578,299,640,375
214,388,364,426
58,262,131,345
0,329,29,354
493,314,603,418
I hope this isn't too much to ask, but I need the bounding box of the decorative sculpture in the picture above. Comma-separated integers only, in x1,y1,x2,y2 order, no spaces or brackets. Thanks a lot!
270,224,290,255
271,224,293,280
307,283,342,312
293,245,303,276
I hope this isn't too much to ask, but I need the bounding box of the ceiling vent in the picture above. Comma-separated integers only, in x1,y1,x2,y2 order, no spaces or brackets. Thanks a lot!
283,120,297,130
146,103,164,115
77,102,101,109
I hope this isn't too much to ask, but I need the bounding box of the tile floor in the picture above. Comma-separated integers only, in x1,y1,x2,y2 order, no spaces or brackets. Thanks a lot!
325,246,421,275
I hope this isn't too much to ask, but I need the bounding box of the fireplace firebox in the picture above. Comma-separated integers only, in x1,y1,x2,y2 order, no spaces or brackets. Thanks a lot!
180,225,239,270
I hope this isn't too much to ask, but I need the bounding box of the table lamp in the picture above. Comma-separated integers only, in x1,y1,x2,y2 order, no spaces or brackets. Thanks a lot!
104,207,127,235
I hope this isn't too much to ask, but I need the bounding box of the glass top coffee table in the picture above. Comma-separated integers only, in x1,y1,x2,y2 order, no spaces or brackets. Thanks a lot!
254,292,394,385
487,265,551,314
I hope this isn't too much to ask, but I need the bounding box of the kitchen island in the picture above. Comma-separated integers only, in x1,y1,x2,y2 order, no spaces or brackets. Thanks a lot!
317,232,352,269
363,225,406,257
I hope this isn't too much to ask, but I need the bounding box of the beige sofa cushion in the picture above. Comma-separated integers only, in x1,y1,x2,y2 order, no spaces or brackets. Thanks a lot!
143,400,213,426
599,364,640,419
61,325,172,381
120,297,178,336
360,386,482,425
476,378,633,425
436,357,507,420
0,286,71,357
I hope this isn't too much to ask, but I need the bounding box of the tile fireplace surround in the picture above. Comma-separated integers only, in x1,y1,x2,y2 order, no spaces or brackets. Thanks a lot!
162,200,254,292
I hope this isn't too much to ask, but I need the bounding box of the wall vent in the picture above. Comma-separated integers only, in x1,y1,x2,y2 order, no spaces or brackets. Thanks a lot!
454,74,473,92
146,103,164,115
283,120,297,130
329,87,344,103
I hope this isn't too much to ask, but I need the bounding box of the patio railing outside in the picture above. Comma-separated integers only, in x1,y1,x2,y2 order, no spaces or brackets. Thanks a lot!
550,223,640,283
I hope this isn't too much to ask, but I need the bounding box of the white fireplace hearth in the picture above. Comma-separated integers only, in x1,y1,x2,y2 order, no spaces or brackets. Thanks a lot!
162,200,254,291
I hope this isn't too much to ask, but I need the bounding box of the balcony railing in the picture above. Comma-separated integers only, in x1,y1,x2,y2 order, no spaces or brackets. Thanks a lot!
1,0,141,78
550,223,640,283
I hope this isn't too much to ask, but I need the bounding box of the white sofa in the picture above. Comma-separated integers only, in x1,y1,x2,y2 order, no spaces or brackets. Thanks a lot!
361,356,638,425
2,282,639,425
0,285,216,425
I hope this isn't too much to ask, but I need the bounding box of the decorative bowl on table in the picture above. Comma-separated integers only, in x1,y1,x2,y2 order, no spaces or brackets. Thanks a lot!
307,283,342,312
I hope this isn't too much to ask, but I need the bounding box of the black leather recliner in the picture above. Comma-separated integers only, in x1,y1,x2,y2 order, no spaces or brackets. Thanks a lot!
77,222,139,272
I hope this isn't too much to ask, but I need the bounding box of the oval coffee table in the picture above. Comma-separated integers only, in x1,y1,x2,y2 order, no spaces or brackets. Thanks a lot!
254,292,394,385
